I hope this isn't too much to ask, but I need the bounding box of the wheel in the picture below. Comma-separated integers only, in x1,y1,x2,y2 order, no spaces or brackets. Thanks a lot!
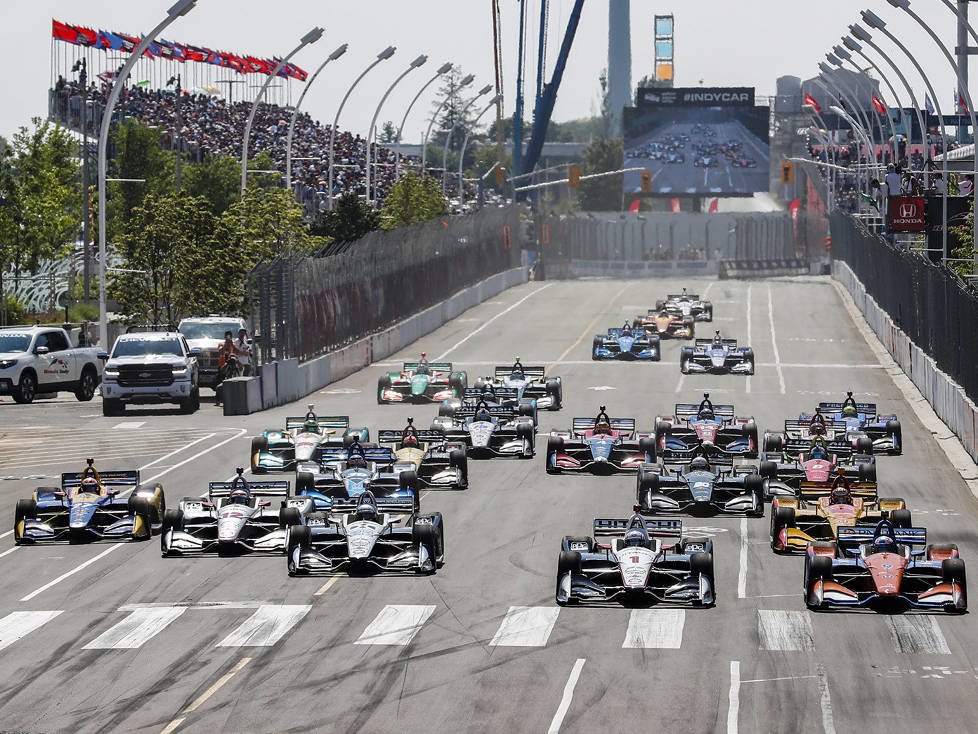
806,555,834,609
742,421,759,454
557,549,582,576
12,371,37,404
654,299,665,310
744,474,765,517
377,375,392,404
591,337,602,360
743,350,755,375
250,436,269,472
129,497,153,541
855,435,874,454
759,461,778,479
160,508,184,556
942,558,967,611
412,518,441,573
287,525,311,576
399,469,420,496
639,437,656,462
689,552,715,606
889,509,912,528
474,377,486,390
449,376,464,396
342,434,356,448
762,432,784,454
886,420,902,454
438,404,456,418
14,498,36,544
770,506,795,552
546,435,564,473
545,378,562,409
449,448,468,488
296,472,315,495
179,390,198,414
636,468,658,509
102,398,124,416
279,507,301,529
75,368,98,401
858,463,876,483
128,489,163,525
516,422,535,456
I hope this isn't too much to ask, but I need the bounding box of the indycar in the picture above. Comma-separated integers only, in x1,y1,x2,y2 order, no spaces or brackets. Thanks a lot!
377,353,467,404
680,332,754,375
161,470,303,556
546,408,655,475
809,392,902,454
555,514,715,606
804,520,966,613
655,289,713,321
295,441,420,511
287,490,444,575
377,418,468,488
635,451,766,516
251,406,368,473
763,410,875,458
592,322,661,361
431,401,535,459
14,459,164,544
654,393,758,459
770,476,901,554
443,386,539,425
760,436,876,492
471,358,562,410
633,308,695,339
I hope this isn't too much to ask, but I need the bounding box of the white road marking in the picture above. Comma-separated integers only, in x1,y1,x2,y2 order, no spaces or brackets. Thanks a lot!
675,374,686,393
767,285,786,394
319,388,361,395
727,660,740,734
817,664,837,734
112,421,145,429
354,604,436,646
119,601,263,611
757,610,815,651
0,610,62,651
887,616,951,655
587,385,617,391
490,606,560,647
19,544,123,602
160,657,252,734
435,284,553,360
547,658,586,734
745,283,752,394
737,518,749,599
622,609,685,649
370,359,883,369
83,606,186,649
741,675,817,683
216,604,311,647
0,546,17,558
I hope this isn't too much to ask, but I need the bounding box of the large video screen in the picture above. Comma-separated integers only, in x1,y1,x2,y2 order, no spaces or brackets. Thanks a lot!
623,87,769,196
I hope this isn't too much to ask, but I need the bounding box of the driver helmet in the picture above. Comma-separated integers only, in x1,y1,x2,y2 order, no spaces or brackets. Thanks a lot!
402,430,419,446
873,533,897,552
229,486,251,505
347,449,368,469
842,404,858,417
511,358,524,375
621,321,633,336
809,441,828,460
354,502,379,523
303,417,319,433
624,529,648,548
698,406,715,421
712,331,723,345
475,407,492,422
594,409,612,433
688,456,710,472
80,476,99,494
416,353,430,375
658,309,670,318
810,416,827,436
830,485,852,506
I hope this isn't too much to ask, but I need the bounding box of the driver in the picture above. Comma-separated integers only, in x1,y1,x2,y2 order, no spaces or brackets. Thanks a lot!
809,411,828,436
621,321,633,337
872,530,898,553
624,529,650,548
346,443,368,469
302,409,320,434
475,401,493,423
510,358,524,376
401,419,420,447
354,500,380,523
842,403,858,418
594,407,613,435
808,439,829,461
712,330,723,346
697,394,715,421
688,456,711,473
79,476,100,495
228,484,251,505
829,483,853,506
416,353,430,376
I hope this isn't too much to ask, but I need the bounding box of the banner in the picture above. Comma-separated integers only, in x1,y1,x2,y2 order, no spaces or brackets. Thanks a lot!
638,86,755,108
888,196,926,233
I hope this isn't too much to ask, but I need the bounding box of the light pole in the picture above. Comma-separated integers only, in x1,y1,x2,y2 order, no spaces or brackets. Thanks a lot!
97,0,197,350
240,26,323,199
806,124,836,210
421,73,474,177
457,94,503,207
395,62,453,181
327,46,395,209
939,0,977,144
824,53,886,167
285,43,348,190
819,59,878,167
442,84,492,196
838,39,902,165
365,54,428,204
828,101,875,194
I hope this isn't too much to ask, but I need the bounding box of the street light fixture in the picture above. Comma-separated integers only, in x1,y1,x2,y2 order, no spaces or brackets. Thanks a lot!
97,0,197,349
285,43,348,190
395,62,453,181
240,26,323,199
457,94,503,207
422,73,474,176
834,41,901,165
442,84,493,196
823,54,882,166
817,62,879,182
327,45,396,209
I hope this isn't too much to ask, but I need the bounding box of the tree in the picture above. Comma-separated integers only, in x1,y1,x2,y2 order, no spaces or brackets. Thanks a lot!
578,136,624,211
181,154,240,216
379,174,449,230
106,119,173,241
310,192,379,243
379,121,397,144
431,67,475,152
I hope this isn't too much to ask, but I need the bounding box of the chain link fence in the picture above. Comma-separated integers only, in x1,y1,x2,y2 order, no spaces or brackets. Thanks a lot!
248,206,522,363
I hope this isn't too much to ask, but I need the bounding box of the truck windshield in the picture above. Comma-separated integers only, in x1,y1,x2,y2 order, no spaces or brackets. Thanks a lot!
112,338,183,357
0,334,32,352
179,322,240,339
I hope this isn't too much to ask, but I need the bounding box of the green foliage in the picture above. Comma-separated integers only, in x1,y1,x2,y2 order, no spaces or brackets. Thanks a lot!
106,119,173,241
950,197,975,278
579,137,624,211
379,121,397,144
181,155,240,216
310,193,380,243
379,174,449,231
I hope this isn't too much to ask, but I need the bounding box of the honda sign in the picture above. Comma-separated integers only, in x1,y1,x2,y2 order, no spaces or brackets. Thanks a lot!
888,196,926,232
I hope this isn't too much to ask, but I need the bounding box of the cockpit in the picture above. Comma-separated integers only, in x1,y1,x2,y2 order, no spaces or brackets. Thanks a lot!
593,407,613,435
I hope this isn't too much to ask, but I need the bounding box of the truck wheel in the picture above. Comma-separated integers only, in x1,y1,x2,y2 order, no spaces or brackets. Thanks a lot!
12,371,36,404
179,389,199,414
75,367,98,401
102,398,124,416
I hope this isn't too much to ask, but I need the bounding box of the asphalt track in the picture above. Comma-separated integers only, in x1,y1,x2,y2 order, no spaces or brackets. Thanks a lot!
1,275,977,734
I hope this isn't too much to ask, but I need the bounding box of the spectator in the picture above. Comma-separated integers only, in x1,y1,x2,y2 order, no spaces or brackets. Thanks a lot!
960,175,974,197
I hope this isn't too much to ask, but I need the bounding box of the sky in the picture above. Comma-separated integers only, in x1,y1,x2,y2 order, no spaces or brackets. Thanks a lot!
0,1,969,142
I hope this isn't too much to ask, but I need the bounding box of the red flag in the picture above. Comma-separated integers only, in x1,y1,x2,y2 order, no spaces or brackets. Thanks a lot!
708,198,719,213
52,20,78,43
670,198,681,213
803,92,821,114
788,198,800,219
957,90,970,116
872,94,886,116
629,199,641,214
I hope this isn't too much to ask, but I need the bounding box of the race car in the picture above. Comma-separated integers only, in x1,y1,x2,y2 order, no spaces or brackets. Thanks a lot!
655,289,713,321
161,470,303,556
442,385,538,425
546,407,656,474
377,353,467,404
632,308,695,339
14,458,164,544
250,406,369,473
287,490,444,576
635,452,766,516
555,514,714,606
763,410,875,458
804,519,966,613
679,332,754,375
295,441,420,511
654,393,758,459
377,418,468,488
770,476,903,554
810,392,902,454
431,401,535,459
592,322,661,361
471,358,562,410
760,436,876,492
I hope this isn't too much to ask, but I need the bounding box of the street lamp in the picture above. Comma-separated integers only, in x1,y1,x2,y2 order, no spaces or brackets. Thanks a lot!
836,40,902,164
97,0,197,350
421,73,474,176
816,66,878,187
457,93,503,207
824,54,884,166
442,84,493,196
365,54,428,204
806,124,836,210
327,45,395,209
285,43,348,190
240,26,323,199
395,62,453,181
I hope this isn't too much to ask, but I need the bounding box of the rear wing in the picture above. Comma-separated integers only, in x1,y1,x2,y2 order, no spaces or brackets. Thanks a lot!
667,294,699,300
377,429,445,444
494,365,546,378
461,387,520,402
285,415,349,431
784,419,848,433
208,480,290,499
607,329,644,339
572,417,636,434
455,406,518,420
837,526,926,546
694,338,737,348
327,495,416,515
62,470,139,490
660,451,735,468
593,518,683,538
316,446,397,464
799,481,877,499
402,361,453,372
674,403,735,420
816,402,878,415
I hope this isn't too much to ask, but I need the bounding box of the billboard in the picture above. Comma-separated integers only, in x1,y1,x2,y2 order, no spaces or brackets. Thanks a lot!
623,86,770,196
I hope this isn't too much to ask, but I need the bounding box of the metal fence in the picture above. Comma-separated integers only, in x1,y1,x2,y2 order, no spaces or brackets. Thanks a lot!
831,211,978,403
248,206,522,363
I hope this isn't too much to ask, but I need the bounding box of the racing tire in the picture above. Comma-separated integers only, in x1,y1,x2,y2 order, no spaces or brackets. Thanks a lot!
639,437,656,462
704,307,713,322
12,370,37,404
591,337,602,361
449,376,465,396
129,497,153,541
250,436,268,473
546,436,564,474
449,449,468,488
770,506,796,552
473,377,486,391
941,558,967,612
287,525,311,576
742,421,759,454
545,378,562,409
412,515,443,572
129,487,163,525
759,461,778,480
377,376,392,404
438,404,456,418
14,498,36,544
517,422,535,457
927,543,959,561
555,550,582,606
806,555,834,609
855,435,874,455
762,432,784,454
743,349,755,376
102,398,124,416
399,471,420,511
279,507,301,529
296,472,315,495
160,509,184,556
636,468,658,509
679,357,690,374
858,463,876,483
886,420,902,454
518,403,536,420
342,434,356,448
689,552,715,606
654,420,671,442
744,475,766,517
889,509,912,529
75,367,98,401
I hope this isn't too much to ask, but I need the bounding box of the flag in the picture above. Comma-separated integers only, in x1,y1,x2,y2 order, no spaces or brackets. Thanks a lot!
135,80,150,87
99,30,125,51
925,94,935,115
708,198,719,213
803,92,821,114
956,90,970,116
872,94,886,116
629,199,641,214
670,198,681,213
52,20,78,43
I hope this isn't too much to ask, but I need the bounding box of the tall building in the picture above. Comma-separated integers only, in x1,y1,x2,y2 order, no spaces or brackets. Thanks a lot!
608,0,632,135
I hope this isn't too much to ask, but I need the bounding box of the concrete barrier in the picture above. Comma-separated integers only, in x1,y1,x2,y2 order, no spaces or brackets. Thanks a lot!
222,376,262,416
547,259,719,279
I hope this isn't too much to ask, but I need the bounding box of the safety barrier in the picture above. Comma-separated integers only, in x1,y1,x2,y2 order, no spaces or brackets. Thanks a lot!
544,259,718,279
718,259,813,279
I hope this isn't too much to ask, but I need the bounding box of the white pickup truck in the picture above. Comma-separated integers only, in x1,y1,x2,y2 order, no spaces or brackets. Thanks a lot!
0,326,104,404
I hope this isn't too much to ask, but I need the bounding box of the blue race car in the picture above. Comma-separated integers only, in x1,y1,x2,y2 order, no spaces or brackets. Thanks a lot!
806,392,901,455
592,321,661,361
251,407,369,473
680,331,754,375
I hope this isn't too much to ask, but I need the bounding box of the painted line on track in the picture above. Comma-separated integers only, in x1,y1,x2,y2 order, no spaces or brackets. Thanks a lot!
767,284,786,394
160,657,252,734
548,282,633,372
737,517,748,599
727,660,740,734
547,658,586,734
20,543,124,602
817,664,837,734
